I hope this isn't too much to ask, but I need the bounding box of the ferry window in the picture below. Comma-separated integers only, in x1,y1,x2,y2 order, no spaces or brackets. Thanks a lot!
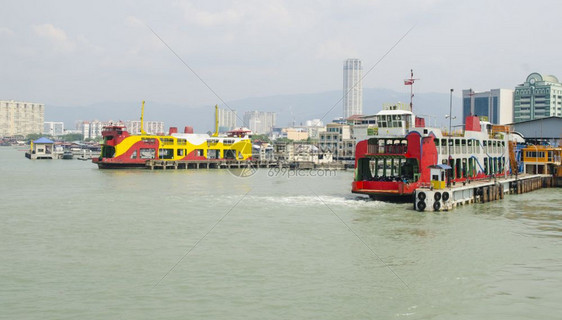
159,148,174,159
140,148,155,159
141,138,156,144
207,149,220,159
224,150,236,159
102,146,115,158
130,150,137,159
161,138,174,146
177,149,184,156
177,139,187,146
197,149,204,157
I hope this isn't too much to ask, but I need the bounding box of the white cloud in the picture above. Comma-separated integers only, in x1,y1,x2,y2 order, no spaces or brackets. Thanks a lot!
178,3,243,27
32,23,76,53
125,16,144,28
0,27,15,37
315,40,358,60
1,0,561,107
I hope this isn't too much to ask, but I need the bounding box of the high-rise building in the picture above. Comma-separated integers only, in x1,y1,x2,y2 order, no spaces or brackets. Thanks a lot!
343,58,363,118
513,72,562,123
43,122,65,136
0,100,44,137
462,89,514,125
78,120,116,140
243,111,276,135
124,120,165,135
216,108,237,133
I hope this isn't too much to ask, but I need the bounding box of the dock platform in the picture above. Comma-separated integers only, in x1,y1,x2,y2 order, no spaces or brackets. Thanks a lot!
414,174,556,212
144,159,346,170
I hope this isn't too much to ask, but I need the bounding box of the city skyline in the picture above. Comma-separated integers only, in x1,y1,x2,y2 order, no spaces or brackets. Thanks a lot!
1,0,561,112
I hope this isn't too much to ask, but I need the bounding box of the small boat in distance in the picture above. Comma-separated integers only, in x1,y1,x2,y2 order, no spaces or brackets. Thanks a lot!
62,150,73,159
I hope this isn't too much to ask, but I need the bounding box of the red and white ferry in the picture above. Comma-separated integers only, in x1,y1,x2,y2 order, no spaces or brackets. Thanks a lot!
351,103,524,199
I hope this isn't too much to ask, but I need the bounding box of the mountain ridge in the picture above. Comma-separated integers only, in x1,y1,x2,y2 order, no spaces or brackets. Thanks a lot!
45,88,463,132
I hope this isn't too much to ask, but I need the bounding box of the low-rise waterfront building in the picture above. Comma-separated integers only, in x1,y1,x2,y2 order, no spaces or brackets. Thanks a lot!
319,123,354,161
25,137,54,159
304,119,325,140
509,116,562,146
282,127,309,141
521,145,561,174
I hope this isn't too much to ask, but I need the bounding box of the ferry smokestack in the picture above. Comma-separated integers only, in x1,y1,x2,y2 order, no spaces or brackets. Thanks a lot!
184,126,193,134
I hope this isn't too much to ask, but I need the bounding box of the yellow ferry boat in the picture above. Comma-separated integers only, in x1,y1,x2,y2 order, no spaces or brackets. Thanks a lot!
93,102,252,169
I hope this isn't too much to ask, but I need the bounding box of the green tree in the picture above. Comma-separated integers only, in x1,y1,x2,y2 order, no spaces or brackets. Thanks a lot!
251,134,271,143
60,133,84,142
275,137,293,144
26,133,48,141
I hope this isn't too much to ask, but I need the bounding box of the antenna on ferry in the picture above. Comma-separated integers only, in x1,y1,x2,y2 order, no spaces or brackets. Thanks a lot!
140,100,147,135
404,69,419,112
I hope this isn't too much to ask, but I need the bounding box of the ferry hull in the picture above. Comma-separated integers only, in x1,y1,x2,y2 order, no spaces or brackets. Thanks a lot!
93,158,147,169
352,180,419,198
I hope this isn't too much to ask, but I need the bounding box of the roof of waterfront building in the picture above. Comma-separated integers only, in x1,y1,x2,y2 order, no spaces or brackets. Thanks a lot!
33,137,54,144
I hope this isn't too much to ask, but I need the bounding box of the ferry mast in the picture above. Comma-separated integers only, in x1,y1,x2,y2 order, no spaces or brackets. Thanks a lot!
404,69,419,112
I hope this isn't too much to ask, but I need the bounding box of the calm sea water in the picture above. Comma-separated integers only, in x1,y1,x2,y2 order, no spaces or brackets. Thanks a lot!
1,147,561,319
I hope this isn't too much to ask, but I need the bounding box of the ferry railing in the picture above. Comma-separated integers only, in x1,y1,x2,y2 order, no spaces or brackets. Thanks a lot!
418,182,432,188
367,144,408,155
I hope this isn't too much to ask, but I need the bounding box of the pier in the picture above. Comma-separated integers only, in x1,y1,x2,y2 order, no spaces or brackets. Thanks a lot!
414,174,556,212
144,159,347,170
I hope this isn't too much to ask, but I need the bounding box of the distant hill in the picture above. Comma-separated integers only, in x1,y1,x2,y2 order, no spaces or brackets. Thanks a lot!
46,88,462,132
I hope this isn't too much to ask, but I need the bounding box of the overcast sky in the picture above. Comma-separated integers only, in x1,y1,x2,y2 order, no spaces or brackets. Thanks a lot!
1,0,560,108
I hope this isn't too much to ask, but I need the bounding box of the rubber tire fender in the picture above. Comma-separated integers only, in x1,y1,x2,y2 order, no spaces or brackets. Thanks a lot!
417,192,426,201
417,201,426,211
434,192,442,201
433,201,441,211
442,191,450,202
